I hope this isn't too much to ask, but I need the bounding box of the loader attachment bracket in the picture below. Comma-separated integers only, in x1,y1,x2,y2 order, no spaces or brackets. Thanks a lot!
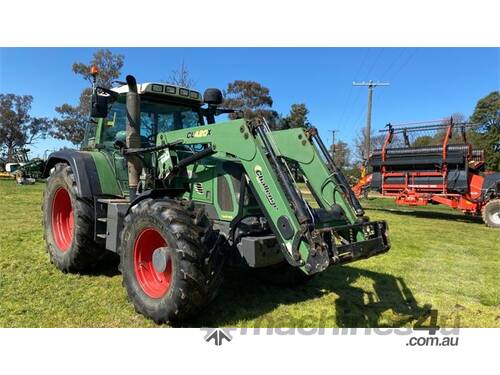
328,220,390,265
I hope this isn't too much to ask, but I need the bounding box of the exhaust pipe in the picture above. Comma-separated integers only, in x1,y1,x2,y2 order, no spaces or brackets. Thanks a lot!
125,75,142,200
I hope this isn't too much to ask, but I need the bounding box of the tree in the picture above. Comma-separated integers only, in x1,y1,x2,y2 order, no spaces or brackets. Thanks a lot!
412,135,434,147
469,91,500,170
282,103,311,129
168,61,196,88
331,140,351,170
432,113,466,145
470,91,499,131
0,94,50,161
353,128,385,162
52,49,125,145
223,80,279,128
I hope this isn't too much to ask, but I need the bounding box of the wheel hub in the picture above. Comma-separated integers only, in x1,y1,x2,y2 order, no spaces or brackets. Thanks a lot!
490,210,500,225
152,247,170,273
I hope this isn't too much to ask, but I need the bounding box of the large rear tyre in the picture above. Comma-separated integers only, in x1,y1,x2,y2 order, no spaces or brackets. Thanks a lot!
120,198,224,324
42,163,105,272
482,199,500,228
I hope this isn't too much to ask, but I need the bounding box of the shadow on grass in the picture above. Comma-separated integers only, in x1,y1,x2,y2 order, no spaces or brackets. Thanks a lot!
185,265,432,328
79,252,431,328
368,206,483,224
80,252,121,277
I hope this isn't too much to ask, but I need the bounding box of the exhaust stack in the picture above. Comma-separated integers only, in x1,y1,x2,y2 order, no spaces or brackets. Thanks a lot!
125,75,142,200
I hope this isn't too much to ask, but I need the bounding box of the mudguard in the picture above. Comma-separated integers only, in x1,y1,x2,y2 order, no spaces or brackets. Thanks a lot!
42,150,102,199
482,172,500,198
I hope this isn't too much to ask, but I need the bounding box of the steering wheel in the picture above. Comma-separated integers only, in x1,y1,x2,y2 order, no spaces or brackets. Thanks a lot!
145,133,157,146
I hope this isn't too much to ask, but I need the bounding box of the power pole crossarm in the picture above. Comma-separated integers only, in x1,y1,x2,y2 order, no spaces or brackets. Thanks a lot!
352,81,390,87
352,80,390,160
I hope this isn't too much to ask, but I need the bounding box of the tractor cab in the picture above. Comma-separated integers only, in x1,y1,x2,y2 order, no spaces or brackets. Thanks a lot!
82,76,227,198
83,83,207,150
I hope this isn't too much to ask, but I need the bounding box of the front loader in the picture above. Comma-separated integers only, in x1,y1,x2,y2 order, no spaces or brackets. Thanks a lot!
42,70,390,323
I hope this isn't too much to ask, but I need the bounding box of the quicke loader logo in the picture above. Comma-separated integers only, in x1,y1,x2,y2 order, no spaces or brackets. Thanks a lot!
254,165,278,209
186,129,211,138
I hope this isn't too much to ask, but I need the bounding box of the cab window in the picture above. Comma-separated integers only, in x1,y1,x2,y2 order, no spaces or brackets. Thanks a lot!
102,98,202,145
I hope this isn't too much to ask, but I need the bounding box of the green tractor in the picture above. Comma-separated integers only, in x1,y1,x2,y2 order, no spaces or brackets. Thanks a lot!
42,70,390,323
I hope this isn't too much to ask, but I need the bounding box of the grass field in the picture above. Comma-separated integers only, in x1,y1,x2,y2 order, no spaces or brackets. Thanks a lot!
0,178,498,328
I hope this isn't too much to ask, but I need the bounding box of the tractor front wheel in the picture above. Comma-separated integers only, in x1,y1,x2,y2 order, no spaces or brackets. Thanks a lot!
482,199,500,228
120,198,224,324
42,163,105,272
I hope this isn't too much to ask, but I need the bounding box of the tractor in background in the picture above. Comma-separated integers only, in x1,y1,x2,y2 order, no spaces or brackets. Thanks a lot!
1,148,46,184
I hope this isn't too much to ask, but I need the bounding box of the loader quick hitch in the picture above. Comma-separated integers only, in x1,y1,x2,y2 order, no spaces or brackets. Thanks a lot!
303,228,331,273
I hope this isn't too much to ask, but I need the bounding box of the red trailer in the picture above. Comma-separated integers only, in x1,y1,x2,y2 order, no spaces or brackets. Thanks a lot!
353,119,500,227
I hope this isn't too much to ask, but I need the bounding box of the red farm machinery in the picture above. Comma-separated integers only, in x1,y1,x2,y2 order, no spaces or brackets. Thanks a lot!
353,119,500,227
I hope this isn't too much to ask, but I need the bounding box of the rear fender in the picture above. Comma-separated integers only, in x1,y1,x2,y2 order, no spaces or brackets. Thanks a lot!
43,150,102,199
481,172,500,199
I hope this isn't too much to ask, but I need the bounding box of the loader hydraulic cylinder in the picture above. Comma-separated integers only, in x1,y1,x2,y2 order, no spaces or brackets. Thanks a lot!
309,128,365,216
254,121,312,226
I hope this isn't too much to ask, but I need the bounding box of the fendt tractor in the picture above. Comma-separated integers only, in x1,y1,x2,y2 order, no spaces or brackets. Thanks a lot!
42,68,390,323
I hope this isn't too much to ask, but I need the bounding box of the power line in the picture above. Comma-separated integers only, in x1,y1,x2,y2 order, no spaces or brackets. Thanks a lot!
366,48,417,134
380,48,407,81
337,48,371,127
343,48,385,129
363,48,385,80
387,48,418,81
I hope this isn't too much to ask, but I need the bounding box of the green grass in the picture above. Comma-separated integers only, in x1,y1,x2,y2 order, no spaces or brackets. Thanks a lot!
0,178,498,327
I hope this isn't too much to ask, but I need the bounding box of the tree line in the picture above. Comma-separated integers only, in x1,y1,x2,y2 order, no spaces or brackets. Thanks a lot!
1,49,499,172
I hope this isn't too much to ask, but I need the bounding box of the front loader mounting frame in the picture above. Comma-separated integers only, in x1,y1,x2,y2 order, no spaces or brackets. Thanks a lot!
156,117,390,275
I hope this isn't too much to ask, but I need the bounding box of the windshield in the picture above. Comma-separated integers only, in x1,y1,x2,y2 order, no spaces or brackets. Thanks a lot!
102,97,203,145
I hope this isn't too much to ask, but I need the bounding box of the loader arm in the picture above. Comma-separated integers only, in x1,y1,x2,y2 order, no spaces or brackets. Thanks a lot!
158,118,389,274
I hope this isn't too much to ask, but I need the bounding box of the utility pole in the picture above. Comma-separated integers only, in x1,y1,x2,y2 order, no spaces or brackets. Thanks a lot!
353,80,389,160
329,129,338,154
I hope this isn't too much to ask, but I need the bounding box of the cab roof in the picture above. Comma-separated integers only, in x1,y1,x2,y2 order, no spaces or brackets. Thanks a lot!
111,82,202,102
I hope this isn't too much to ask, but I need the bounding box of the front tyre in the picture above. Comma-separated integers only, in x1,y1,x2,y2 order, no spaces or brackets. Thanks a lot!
482,199,500,228
42,163,105,272
120,198,224,324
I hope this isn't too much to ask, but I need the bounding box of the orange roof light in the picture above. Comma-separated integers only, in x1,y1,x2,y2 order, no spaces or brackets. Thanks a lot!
90,65,100,76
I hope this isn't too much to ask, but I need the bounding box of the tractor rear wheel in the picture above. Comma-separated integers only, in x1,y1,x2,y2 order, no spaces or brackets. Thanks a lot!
42,163,105,272
482,199,500,228
120,198,224,324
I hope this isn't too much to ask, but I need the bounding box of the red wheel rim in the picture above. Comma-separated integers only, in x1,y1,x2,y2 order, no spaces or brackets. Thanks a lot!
133,228,172,298
51,187,74,252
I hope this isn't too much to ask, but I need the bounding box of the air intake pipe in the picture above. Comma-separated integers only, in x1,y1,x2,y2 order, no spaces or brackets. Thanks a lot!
125,75,142,200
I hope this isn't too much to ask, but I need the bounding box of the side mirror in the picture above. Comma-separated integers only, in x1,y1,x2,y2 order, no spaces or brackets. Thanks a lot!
203,88,223,106
91,92,109,118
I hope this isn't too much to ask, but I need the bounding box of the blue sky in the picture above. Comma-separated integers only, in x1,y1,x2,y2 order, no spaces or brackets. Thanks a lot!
0,48,498,158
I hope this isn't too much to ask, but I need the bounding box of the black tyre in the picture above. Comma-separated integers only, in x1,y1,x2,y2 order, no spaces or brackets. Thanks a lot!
482,199,500,228
42,163,105,272
120,198,224,324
